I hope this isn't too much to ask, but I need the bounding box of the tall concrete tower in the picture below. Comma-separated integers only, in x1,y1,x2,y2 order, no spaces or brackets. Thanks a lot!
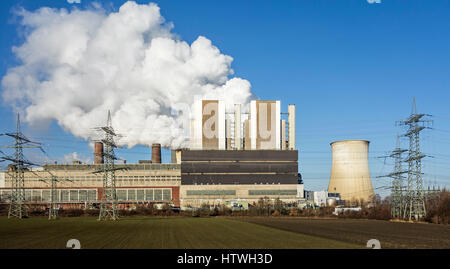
328,140,374,203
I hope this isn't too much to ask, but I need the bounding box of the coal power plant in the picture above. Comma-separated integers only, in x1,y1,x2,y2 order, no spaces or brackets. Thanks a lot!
0,99,378,211
0,100,308,210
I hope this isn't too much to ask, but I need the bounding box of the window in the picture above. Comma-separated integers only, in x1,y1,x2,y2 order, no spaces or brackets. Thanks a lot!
61,190,69,201
70,190,78,201
0,190,11,202
154,189,162,200
32,190,41,202
162,189,171,200
127,189,136,200
186,190,236,196
88,190,97,201
136,189,145,200
42,190,50,202
248,190,297,196
145,189,153,200
25,190,32,201
79,190,88,201
117,189,127,201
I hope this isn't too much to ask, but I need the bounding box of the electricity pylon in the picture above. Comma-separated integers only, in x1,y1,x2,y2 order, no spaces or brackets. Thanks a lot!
49,175,58,219
44,171,59,220
397,98,432,221
35,171,59,220
0,113,44,219
95,111,121,221
34,169,73,220
377,136,407,218
388,136,408,219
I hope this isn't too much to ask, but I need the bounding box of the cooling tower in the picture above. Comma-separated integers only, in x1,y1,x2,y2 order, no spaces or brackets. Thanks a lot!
328,140,374,203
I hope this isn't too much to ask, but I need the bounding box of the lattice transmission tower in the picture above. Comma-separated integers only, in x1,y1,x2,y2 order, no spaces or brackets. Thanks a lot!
49,175,58,219
34,170,59,220
388,136,408,219
33,169,73,220
397,98,432,221
43,172,60,220
0,113,44,219
95,111,122,221
377,136,407,218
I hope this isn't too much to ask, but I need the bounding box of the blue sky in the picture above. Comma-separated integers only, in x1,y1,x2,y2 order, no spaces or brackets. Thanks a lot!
1,0,450,196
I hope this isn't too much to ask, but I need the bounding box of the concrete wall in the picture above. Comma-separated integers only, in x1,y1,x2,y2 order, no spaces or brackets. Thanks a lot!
328,140,374,202
250,100,281,150
0,172,5,188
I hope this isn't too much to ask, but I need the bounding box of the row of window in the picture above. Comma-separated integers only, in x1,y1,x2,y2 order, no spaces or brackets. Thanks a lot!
8,175,181,182
186,190,236,196
248,190,297,196
0,189,97,202
116,188,172,201
43,164,180,171
0,188,172,202
186,189,298,196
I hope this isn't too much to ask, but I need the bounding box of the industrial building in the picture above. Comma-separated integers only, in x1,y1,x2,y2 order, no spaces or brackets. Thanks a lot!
0,100,303,210
0,143,180,209
181,100,301,208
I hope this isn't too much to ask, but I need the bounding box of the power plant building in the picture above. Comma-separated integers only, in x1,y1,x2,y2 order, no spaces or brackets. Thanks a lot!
0,162,181,209
0,100,302,210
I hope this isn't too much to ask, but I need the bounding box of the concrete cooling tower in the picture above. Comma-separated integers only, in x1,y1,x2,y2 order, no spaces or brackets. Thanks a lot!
328,140,375,203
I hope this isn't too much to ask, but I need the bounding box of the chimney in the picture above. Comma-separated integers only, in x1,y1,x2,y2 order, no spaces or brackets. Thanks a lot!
288,104,296,150
152,143,161,164
8,164,16,171
94,142,104,164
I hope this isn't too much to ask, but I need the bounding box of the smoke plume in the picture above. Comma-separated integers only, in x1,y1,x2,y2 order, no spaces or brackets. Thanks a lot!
1,1,253,149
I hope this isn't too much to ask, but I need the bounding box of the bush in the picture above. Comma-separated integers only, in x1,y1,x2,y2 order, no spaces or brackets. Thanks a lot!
0,204,8,216
29,209,47,216
59,209,84,217
289,208,299,216
437,191,450,224
424,190,450,224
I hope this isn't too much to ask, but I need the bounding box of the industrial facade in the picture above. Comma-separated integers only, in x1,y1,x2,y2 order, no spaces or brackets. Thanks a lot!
182,100,301,208
180,150,301,208
0,163,181,208
0,100,303,210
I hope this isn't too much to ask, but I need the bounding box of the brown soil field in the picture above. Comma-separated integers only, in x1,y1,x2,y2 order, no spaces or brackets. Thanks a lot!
235,217,450,249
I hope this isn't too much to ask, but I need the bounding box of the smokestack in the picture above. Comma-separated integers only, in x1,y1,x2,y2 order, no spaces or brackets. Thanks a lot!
244,119,250,150
94,142,104,164
234,104,241,150
288,105,296,150
171,149,182,164
152,143,161,164
328,140,374,203
226,119,231,150
281,119,287,150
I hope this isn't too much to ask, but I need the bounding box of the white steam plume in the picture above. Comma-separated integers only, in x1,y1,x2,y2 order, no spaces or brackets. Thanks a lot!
2,1,254,149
